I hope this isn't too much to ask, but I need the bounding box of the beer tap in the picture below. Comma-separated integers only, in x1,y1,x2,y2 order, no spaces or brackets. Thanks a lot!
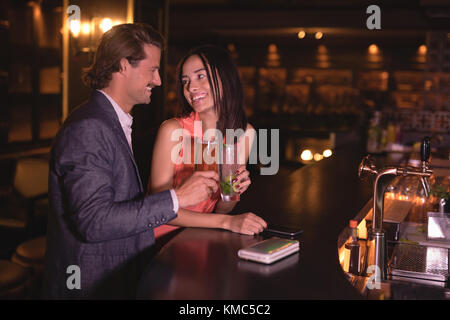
358,137,433,281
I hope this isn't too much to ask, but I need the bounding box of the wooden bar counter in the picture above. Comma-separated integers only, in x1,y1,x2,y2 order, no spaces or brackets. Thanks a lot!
137,145,373,299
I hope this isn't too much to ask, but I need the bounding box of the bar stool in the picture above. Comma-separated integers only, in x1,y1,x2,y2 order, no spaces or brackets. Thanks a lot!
11,236,46,298
0,260,31,299
0,157,49,238
13,157,49,235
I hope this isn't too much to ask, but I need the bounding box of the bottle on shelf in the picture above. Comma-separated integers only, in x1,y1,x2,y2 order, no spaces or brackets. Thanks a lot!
366,111,382,153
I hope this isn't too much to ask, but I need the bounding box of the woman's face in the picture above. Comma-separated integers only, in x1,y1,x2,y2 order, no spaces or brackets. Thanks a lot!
181,54,216,114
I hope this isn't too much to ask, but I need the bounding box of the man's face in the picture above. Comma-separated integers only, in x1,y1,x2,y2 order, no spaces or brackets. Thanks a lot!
124,44,162,106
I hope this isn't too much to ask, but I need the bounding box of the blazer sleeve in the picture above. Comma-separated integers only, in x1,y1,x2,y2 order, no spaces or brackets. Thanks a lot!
52,118,177,243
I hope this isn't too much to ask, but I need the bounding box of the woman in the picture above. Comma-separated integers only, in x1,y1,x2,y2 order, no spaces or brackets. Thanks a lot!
150,45,267,236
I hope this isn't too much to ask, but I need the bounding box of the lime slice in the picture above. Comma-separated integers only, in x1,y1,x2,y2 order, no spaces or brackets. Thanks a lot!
224,174,236,181
221,174,237,195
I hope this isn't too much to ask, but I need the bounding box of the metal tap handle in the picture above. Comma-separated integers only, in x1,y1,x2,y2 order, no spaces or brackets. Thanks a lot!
420,136,430,163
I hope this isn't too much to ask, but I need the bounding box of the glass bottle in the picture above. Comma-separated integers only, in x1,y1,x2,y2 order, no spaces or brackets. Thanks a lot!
366,111,382,153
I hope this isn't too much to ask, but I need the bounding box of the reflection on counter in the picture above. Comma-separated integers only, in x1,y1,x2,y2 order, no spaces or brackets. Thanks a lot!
237,253,299,277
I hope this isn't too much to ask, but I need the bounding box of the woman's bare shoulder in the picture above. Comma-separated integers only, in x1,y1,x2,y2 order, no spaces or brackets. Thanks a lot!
160,118,182,130
157,118,182,137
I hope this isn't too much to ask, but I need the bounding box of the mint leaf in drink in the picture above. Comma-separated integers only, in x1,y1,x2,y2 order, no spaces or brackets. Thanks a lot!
220,180,232,195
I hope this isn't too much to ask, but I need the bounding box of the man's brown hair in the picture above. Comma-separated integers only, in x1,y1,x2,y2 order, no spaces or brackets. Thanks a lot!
83,23,164,90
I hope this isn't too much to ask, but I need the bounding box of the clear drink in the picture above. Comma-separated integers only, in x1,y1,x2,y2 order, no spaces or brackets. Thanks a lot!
218,144,240,202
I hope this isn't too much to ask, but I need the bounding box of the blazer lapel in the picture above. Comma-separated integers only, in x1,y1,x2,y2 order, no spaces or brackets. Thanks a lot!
91,91,144,193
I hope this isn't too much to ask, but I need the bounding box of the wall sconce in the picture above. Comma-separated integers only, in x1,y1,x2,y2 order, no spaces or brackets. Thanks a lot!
414,44,427,64
69,19,81,37
368,44,379,55
99,18,113,33
316,44,330,68
366,43,383,68
265,43,281,67
68,15,122,56
81,22,90,35
62,1,134,123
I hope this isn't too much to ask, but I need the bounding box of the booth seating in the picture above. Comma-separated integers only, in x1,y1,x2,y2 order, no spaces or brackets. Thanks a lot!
0,260,31,299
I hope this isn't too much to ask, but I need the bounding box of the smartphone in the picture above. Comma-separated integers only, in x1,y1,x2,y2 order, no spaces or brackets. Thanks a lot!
263,225,303,238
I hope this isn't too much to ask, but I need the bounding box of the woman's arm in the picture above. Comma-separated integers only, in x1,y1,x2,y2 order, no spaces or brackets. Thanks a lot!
150,119,180,194
150,119,223,228
150,120,265,235
171,208,266,235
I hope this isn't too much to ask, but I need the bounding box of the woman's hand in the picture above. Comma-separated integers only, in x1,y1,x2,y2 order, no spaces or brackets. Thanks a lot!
233,166,251,195
222,212,267,236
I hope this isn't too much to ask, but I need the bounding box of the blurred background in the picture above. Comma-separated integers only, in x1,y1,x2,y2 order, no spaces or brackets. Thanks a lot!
0,0,449,298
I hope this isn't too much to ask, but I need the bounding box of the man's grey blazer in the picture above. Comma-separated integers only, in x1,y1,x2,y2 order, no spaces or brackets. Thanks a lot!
43,91,177,299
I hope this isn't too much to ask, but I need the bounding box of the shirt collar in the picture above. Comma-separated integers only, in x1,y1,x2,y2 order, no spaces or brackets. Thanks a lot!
98,90,133,128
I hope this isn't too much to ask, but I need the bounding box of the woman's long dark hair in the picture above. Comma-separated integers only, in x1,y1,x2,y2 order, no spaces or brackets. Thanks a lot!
176,45,247,137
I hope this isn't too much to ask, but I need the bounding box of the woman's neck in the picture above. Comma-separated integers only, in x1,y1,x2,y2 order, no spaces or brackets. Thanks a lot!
197,109,218,133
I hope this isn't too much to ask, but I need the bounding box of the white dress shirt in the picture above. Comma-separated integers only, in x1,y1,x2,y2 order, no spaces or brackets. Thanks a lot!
98,90,179,213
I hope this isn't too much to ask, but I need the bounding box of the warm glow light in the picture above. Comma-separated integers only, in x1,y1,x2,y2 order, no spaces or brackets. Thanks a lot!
81,22,90,35
297,30,306,39
368,44,379,54
300,149,313,161
323,149,332,157
114,20,122,26
315,32,323,40
100,18,113,33
268,43,278,53
418,45,427,55
317,45,327,54
314,153,323,161
339,246,348,269
357,219,367,240
69,19,80,37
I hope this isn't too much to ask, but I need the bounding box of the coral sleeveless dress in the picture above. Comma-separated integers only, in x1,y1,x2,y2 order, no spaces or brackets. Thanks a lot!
153,112,221,239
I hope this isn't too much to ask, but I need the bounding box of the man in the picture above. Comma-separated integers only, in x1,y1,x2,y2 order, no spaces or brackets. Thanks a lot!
43,23,218,299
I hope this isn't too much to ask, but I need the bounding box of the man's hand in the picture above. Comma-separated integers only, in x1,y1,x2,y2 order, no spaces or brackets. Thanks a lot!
175,171,219,208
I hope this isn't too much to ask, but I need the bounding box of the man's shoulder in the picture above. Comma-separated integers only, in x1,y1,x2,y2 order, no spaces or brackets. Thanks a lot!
54,102,117,149
63,95,115,130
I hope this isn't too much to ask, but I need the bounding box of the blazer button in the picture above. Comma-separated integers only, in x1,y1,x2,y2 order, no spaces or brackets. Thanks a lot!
162,218,166,222
148,223,152,228
155,221,160,225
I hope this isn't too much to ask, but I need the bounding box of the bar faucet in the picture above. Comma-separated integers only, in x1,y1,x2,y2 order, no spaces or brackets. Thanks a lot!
358,137,433,281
